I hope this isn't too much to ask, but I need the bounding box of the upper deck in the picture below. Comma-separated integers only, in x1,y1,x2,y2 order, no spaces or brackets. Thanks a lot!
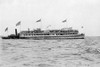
20,28,80,37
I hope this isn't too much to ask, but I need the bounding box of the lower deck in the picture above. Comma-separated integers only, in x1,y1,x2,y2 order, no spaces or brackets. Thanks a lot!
20,34,84,39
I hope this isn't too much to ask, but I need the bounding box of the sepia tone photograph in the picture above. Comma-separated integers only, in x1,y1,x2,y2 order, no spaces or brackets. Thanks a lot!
0,0,100,67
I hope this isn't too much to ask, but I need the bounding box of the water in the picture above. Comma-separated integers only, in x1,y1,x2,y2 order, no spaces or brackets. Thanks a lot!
0,37,100,67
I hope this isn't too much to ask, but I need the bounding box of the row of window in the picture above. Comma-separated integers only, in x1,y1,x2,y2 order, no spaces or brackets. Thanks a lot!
21,30,78,34
50,31,78,32
21,32,78,34
21,33,78,36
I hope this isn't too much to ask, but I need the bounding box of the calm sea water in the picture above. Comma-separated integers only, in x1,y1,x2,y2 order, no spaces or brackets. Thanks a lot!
0,37,100,67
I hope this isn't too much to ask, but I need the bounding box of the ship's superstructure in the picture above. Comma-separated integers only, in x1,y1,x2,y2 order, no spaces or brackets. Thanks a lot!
19,28,84,39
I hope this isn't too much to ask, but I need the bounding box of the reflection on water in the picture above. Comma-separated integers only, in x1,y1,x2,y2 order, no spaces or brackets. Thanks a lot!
0,37,100,67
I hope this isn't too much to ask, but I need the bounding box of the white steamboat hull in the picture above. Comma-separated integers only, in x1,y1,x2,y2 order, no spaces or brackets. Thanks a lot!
20,34,84,39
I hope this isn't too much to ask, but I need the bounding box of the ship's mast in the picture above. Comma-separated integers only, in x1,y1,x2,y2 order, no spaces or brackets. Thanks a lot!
66,19,68,28
40,20,42,30
62,18,68,29
36,19,42,30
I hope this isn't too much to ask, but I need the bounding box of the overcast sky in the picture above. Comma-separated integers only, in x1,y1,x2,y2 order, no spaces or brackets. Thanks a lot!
0,0,100,36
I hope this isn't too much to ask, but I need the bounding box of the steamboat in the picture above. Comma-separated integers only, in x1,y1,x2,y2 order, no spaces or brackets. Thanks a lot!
2,27,85,39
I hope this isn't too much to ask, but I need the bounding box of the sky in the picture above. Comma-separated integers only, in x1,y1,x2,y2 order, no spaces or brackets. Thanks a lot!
0,0,100,36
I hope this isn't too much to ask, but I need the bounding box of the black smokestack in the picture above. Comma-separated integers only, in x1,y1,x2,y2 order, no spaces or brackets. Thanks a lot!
15,29,17,36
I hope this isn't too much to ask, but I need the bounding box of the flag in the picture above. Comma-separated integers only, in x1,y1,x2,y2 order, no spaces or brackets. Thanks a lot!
62,19,67,23
81,26,83,28
36,19,41,22
5,27,8,32
47,25,51,28
16,21,21,26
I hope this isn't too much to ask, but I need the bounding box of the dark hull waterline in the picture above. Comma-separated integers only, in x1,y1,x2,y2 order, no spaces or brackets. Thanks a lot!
1,35,84,40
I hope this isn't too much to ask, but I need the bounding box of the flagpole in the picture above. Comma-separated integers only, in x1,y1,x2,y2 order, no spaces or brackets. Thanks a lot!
5,29,8,36
20,21,21,33
20,23,21,33
62,19,68,28
81,26,84,34
16,21,21,34
39,19,42,30
5,27,8,36
66,19,67,28
7,30,8,36
36,19,42,30
41,20,42,30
